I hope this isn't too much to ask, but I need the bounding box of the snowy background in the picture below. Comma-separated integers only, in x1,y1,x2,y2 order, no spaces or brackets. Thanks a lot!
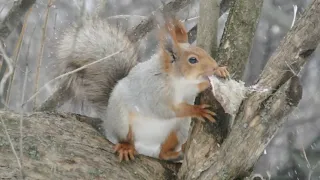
0,0,319,179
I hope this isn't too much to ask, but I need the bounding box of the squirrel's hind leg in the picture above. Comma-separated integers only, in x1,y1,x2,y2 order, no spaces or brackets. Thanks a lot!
113,123,137,162
159,131,184,161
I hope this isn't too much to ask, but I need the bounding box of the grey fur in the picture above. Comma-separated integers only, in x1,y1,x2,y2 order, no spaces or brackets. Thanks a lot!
39,19,138,115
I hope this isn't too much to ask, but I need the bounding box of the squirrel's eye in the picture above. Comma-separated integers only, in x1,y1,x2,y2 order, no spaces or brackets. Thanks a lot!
188,57,198,64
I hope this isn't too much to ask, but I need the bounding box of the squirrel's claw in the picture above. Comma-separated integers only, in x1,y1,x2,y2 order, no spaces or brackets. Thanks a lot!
114,142,136,162
193,104,216,123
214,66,230,79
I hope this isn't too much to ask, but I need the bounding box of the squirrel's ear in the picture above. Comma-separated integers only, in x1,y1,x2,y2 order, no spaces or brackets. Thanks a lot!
164,18,188,44
159,17,188,58
159,26,179,62
159,29,180,72
170,19,188,43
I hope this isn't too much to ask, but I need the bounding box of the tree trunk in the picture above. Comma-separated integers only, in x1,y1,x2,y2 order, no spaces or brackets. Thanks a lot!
0,111,178,180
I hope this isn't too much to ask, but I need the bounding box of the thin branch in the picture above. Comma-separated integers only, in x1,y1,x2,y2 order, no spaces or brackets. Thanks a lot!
291,5,298,28
107,15,148,20
19,63,28,175
0,43,13,106
302,146,311,169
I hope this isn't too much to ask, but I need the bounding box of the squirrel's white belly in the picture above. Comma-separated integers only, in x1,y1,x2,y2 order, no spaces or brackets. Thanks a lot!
132,115,179,158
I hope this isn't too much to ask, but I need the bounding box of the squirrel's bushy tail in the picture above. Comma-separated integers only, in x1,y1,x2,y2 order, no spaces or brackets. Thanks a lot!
38,19,138,114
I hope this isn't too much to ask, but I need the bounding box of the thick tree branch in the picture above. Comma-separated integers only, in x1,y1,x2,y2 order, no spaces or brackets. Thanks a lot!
243,0,320,126
193,75,302,180
187,0,232,44
179,0,263,178
217,0,264,79
0,111,178,179
0,0,36,40
179,0,320,179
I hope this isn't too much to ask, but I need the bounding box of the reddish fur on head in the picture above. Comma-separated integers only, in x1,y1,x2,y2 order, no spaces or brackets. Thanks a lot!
159,17,219,80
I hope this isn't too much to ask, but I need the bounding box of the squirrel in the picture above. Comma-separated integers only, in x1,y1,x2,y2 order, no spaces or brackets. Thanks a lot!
45,16,229,162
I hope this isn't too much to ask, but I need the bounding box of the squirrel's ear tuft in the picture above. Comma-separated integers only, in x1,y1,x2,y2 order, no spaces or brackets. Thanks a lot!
159,17,188,59
164,18,188,44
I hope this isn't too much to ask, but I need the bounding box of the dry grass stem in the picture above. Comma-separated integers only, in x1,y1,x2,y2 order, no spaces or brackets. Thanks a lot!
5,6,33,105
0,116,23,178
33,0,53,109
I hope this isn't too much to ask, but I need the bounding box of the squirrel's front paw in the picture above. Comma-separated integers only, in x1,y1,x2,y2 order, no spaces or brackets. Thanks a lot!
214,66,230,79
192,104,216,123
114,142,137,162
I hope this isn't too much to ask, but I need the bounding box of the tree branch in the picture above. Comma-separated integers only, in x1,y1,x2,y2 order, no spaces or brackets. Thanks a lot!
0,0,36,41
0,110,178,179
196,0,219,57
187,0,232,44
217,0,264,79
179,0,320,179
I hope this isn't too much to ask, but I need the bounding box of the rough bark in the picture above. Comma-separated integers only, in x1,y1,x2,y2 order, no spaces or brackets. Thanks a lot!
0,0,36,41
217,0,264,80
196,0,220,57
0,111,178,180
178,0,320,179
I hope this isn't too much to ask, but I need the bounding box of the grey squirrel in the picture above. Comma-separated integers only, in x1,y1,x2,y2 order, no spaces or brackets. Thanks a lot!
44,17,229,161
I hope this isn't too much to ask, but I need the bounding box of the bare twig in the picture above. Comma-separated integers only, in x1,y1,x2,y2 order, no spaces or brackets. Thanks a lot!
291,5,298,28
19,63,28,175
0,43,13,106
302,146,311,168
182,16,199,22
33,0,53,109
107,15,148,20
